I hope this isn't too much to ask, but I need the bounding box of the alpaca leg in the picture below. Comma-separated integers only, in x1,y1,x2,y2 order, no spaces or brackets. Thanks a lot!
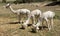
32,16,36,29
49,19,51,30
31,16,33,24
33,16,36,24
31,15,35,24
41,19,44,30
18,14,20,23
18,13,22,23
50,18,54,30
26,13,28,20
45,18,51,31
32,16,37,32
38,18,43,29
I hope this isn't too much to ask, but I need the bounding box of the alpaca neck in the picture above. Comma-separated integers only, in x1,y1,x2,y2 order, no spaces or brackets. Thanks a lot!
9,6,16,13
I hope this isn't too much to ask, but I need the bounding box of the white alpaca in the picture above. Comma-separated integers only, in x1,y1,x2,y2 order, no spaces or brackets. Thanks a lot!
33,11,55,32
42,11,55,31
3,3,30,23
22,9,42,29
30,9,42,24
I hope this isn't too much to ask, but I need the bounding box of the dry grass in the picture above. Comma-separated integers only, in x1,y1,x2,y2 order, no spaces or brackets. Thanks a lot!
0,2,60,36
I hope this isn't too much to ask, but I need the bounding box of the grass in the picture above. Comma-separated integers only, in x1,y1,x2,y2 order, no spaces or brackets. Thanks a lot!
0,2,60,36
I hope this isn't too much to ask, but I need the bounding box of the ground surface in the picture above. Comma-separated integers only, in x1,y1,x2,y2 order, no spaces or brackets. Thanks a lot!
0,2,60,36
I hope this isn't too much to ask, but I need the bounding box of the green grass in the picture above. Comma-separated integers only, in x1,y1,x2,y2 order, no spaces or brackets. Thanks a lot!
0,2,60,36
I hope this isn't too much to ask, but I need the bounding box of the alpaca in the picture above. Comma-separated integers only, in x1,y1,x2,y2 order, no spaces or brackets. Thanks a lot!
33,11,55,32
41,11,55,31
30,9,42,24
3,3,30,23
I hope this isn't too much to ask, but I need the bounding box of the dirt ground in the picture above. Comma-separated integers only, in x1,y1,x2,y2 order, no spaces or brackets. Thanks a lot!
0,2,60,36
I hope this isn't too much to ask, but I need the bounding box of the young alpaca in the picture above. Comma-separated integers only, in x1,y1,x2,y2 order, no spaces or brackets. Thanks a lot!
3,3,30,23
22,9,42,29
33,11,55,32
42,11,55,31
30,9,42,24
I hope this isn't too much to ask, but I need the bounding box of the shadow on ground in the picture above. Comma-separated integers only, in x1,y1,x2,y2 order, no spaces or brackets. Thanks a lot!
6,21,23,24
29,26,48,33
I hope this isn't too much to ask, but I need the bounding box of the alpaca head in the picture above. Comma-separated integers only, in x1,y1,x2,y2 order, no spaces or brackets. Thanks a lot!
3,3,11,8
